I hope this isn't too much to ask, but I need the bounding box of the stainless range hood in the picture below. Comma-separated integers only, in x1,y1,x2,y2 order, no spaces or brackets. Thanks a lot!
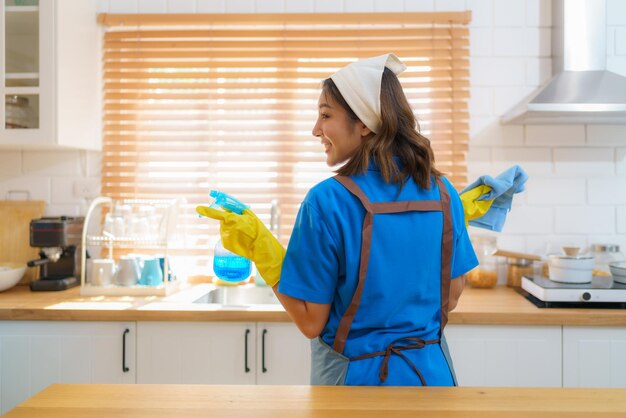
501,0,626,124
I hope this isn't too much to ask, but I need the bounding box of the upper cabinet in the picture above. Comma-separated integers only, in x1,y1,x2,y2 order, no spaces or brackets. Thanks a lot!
0,0,100,150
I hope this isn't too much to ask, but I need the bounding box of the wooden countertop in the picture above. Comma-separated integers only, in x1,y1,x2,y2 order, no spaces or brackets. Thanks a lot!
1,284,626,325
5,384,626,417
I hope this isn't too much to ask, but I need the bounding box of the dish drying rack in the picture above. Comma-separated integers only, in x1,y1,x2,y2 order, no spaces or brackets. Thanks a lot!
80,196,183,296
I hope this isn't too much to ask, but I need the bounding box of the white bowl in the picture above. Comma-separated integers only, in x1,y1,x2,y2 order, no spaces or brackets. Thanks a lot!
549,265,593,283
609,261,626,284
0,262,26,292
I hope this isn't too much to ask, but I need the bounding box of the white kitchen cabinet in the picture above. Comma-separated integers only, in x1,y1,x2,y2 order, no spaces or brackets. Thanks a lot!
0,321,135,415
0,0,100,149
256,322,311,385
563,326,626,388
445,325,562,387
136,321,256,384
136,322,311,385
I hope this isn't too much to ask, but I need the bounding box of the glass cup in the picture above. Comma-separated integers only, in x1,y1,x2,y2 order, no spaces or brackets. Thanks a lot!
89,259,116,286
139,257,163,286
115,255,141,286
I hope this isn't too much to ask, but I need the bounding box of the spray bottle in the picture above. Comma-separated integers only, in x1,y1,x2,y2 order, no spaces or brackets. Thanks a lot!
206,190,251,283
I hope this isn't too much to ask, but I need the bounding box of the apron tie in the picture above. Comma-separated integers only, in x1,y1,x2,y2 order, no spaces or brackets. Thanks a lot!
350,336,440,385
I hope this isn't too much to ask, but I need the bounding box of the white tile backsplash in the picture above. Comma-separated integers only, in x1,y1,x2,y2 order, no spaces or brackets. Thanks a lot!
108,0,138,13
138,0,166,13
494,234,526,252
587,178,626,205
553,148,615,177
0,151,21,181
523,28,551,57
617,148,626,175
525,178,585,206
525,125,585,146
471,121,524,146
493,28,525,57
470,57,526,86
284,0,314,12
493,86,535,115
493,0,524,27
554,206,615,234
618,207,626,233
587,125,626,145
96,0,109,13
315,0,343,12
491,147,552,176
525,58,551,86
470,27,493,57
469,116,492,138
615,27,626,55
0,177,50,202
374,0,403,11
404,0,435,12
466,146,491,173
45,204,81,217
196,0,225,13
608,54,626,76
607,0,626,25
167,0,197,13
525,0,551,27
226,0,255,13
469,86,493,116
501,206,553,234
84,151,102,178
22,151,81,176
51,177,82,204
344,0,373,12
434,0,466,12
467,0,492,27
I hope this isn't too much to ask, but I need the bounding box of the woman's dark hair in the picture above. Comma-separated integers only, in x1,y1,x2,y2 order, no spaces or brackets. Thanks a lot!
322,67,441,189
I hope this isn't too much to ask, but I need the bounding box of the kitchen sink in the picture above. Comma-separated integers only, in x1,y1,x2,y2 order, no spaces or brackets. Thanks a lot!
193,284,280,306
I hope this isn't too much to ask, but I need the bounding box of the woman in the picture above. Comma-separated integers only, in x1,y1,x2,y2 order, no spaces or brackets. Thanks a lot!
198,53,478,386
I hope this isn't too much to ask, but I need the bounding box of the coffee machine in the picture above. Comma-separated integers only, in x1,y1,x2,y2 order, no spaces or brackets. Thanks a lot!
27,216,85,291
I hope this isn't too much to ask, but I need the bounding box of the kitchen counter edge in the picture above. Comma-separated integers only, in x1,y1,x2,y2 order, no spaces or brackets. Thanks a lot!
0,284,625,326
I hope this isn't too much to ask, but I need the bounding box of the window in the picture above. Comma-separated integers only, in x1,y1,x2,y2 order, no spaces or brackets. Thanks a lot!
99,12,470,275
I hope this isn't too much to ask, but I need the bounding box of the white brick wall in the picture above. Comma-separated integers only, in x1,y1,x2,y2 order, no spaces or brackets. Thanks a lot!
0,151,98,216
525,125,586,146
3,0,625,252
553,148,615,177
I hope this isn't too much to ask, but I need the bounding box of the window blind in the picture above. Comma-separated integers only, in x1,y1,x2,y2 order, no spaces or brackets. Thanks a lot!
99,12,471,276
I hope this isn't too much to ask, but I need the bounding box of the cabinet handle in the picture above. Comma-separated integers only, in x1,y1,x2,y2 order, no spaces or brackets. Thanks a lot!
244,329,251,373
262,329,268,373
122,328,130,373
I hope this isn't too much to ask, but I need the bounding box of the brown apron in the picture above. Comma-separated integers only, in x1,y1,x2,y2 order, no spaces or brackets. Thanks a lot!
310,175,455,386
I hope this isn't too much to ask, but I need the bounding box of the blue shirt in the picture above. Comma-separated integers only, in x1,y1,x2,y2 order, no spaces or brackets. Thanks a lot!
278,163,478,385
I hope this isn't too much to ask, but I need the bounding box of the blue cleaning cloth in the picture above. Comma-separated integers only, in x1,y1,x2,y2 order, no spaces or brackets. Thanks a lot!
461,165,528,232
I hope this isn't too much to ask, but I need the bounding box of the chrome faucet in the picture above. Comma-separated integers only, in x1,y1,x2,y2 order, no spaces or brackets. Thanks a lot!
270,199,281,241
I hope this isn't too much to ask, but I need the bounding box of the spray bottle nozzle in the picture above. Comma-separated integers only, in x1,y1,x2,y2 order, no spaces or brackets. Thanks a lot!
208,190,249,215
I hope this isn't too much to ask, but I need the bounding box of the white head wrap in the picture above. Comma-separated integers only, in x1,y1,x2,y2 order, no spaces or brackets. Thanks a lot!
330,53,407,134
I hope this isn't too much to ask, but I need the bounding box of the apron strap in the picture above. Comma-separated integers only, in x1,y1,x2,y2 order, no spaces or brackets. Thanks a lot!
332,175,453,354
332,176,373,353
436,177,453,333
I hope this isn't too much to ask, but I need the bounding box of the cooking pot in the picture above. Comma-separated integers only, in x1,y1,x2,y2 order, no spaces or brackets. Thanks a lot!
548,255,594,284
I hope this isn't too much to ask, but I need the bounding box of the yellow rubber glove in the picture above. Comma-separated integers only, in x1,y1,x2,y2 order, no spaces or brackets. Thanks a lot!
196,206,285,287
459,184,494,227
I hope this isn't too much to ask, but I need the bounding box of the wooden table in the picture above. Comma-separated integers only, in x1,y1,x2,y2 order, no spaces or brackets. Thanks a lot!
4,384,626,417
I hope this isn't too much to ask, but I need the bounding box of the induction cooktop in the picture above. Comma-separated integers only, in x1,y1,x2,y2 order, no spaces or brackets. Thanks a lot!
519,276,626,309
